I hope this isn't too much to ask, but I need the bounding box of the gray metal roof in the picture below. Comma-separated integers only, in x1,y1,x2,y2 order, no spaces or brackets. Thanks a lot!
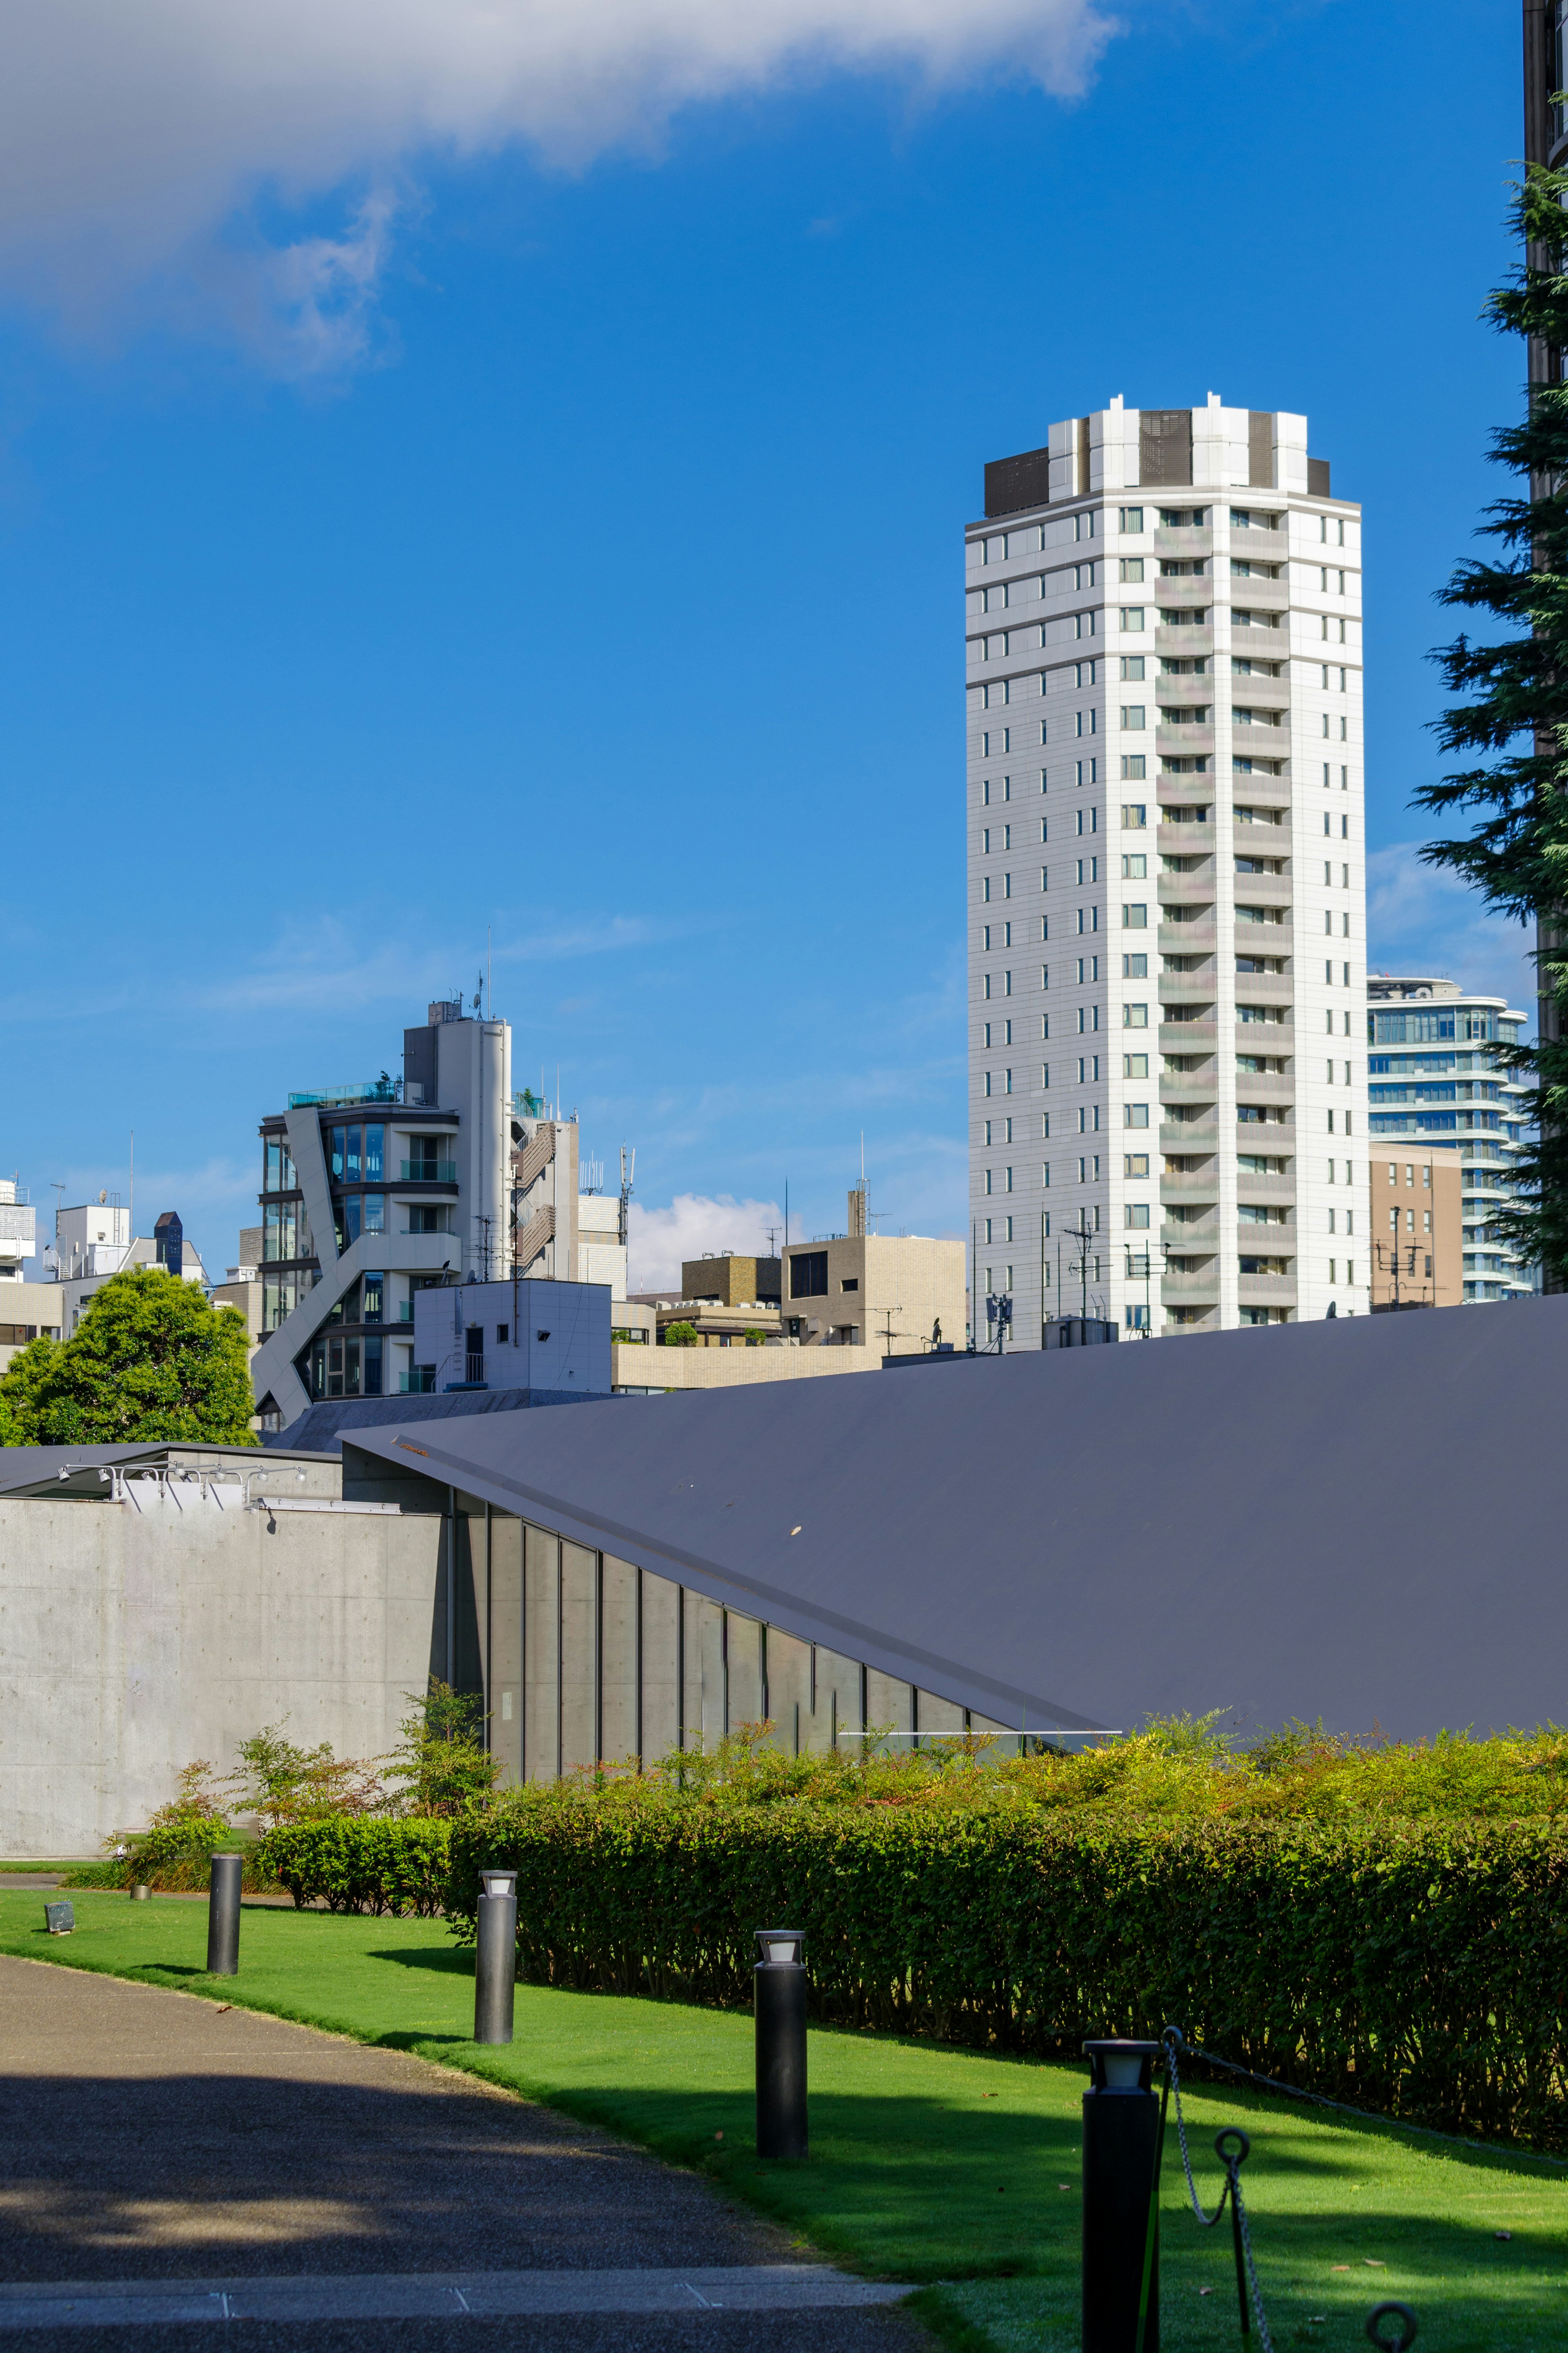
270,1387,610,1454
346,1296,1568,1743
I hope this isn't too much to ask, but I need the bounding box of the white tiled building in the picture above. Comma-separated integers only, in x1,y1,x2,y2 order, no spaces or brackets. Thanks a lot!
967,396,1368,1339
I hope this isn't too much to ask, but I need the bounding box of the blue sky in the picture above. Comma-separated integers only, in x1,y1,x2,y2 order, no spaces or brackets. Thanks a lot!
0,0,1530,1285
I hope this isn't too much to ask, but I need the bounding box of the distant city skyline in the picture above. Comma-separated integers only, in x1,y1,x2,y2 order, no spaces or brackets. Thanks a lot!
0,0,1525,1288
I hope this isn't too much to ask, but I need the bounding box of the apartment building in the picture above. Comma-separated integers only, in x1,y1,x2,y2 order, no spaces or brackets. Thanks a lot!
969,397,1366,1338
1366,975,1534,1302
249,1001,512,1429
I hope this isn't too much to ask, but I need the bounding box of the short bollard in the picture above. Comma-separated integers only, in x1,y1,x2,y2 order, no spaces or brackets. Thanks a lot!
754,1928,808,2160
473,1870,518,2045
131,1885,151,1902
206,1852,243,1977
44,1901,74,1936
1082,2039,1163,2353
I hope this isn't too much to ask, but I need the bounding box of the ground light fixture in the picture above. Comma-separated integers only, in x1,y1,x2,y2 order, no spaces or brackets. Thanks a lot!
207,1853,243,1977
1081,2039,1162,2353
753,1929,808,2160
474,1871,519,2045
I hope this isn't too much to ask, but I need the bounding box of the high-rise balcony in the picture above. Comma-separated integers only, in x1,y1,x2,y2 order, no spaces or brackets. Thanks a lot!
1160,1073,1219,1103
1229,624,1289,660
1159,1170,1221,1199
1161,1218,1220,1249
1156,822,1214,854
1226,676,1291,711
1161,1119,1219,1152
1159,1021,1217,1051
1235,1172,1296,1205
1153,526,1212,559
1228,526,1289,563
1161,1268,1223,1302
1156,720,1215,758
1236,1070,1295,1106
1154,623,1214,657
1230,872,1292,908
1158,923,1217,956
399,1160,459,1184
1225,574,1289,609
1235,972,1293,1005
1236,1271,1298,1305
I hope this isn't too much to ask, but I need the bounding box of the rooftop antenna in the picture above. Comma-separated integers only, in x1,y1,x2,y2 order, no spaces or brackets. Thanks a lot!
129,1130,133,1238
487,925,492,1019
618,1145,635,1249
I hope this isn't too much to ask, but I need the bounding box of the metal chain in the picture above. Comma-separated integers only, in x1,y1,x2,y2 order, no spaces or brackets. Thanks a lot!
1230,2167,1275,2353
1166,2026,1229,2226
1163,2027,1275,2353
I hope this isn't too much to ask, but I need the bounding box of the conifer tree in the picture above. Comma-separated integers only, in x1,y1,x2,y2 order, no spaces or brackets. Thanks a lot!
1417,161,1568,1280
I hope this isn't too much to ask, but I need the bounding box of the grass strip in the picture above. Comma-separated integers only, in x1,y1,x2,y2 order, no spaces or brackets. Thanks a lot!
1,1893,1563,2351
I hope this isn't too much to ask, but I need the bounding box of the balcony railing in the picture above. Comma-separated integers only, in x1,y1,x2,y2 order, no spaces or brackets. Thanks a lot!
289,1079,401,1109
399,1160,458,1183
399,1367,436,1394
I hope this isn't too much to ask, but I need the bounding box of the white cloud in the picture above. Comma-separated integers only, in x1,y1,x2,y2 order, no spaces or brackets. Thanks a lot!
0,0,1116,368
628,1190,783,1292
1367,843,1537,1019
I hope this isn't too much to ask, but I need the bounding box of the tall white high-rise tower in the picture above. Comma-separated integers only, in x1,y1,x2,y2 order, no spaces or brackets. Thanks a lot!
967,396,1366,1340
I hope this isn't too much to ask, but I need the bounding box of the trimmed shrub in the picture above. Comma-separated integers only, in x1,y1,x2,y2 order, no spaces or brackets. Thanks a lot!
259,1817,452,1915
439,1803,1568,2152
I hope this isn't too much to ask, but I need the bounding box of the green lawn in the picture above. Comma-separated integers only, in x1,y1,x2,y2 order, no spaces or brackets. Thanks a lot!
0,1891,1563,2353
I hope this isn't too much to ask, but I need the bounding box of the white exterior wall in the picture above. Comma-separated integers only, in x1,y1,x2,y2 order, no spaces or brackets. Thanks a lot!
967,397,1367,1339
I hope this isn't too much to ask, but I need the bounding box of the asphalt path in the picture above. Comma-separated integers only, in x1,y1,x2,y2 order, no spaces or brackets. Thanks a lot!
0,1956,927,2353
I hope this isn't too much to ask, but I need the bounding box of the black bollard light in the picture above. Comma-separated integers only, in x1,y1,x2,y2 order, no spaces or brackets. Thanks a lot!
754,1928,808,2160
473,1869,518,2045
206,1852,243,1977
1082,2039,1163,2353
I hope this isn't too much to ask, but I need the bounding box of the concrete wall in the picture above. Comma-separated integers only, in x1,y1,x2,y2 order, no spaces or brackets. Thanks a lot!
0,1492,445,1855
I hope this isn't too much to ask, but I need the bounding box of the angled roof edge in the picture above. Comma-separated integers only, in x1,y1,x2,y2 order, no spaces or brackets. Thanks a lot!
345,1425,1105,1736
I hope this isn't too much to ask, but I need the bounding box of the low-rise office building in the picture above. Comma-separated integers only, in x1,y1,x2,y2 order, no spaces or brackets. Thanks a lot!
1369,1154,1462,1311
781,1192,966,1354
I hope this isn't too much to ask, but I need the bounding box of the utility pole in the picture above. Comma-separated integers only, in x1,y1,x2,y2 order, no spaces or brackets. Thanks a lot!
1065,1211,1096,1322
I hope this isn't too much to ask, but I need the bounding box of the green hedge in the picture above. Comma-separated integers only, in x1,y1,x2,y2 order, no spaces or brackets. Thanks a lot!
256,1800,1568,2150
441,1806,1568,2152
259,1818,451,1915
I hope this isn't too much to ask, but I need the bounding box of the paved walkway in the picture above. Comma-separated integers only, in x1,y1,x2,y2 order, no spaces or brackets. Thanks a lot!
0,1957,925,2353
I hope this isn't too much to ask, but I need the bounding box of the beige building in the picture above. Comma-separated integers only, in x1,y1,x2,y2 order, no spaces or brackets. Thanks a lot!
680,1253,782,1308
781,1190,967,1355
211,1226,265,1340
0,1281,64,1375
612,1338,883,1393
1369,1155,1463,1312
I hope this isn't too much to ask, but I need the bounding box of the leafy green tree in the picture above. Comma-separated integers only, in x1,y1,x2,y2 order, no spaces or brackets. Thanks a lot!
0,1266,256,1445
389,1678,500,1816
661,1320,699,1347
1417,160,1568,1278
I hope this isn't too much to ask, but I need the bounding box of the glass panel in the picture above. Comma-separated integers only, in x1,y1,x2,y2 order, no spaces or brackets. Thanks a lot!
364,1125,384,1182
345,1340,361,1396
363,1335,382,1397
347,1126,362,1182
264,1203,281,1261
362,1272,384,1324
363,1193,384,1233
330,1126,346,1179
281,1202,297,1260
343,1194,362,1245
265,1138,281,1191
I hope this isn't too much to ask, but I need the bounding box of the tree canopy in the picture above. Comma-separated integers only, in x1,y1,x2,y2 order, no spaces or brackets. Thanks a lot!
0,1266,256,1446
1416,160,1568,1279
